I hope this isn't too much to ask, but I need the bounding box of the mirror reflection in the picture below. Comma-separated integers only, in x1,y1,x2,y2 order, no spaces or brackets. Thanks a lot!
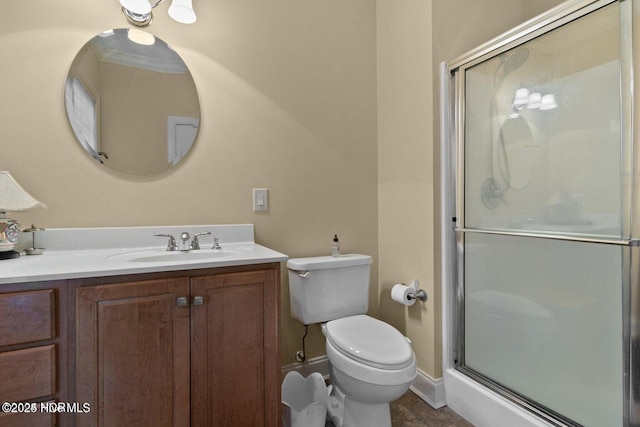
65,29,200,176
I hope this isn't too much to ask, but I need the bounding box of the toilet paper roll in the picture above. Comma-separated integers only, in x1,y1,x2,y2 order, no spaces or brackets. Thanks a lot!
391,283,416,307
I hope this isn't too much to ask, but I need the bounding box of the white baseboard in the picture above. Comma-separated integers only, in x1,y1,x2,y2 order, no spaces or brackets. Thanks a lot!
281,358,446,410
410,368,446,409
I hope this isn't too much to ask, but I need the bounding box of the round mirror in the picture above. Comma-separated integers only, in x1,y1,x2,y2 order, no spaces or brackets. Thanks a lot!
65,29,200,177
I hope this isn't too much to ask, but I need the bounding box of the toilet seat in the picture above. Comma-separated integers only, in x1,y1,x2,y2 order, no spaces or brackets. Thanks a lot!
326,335,417,387
325,315,414,370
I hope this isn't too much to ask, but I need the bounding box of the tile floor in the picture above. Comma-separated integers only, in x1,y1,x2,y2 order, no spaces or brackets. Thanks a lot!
390,390,473,427
324,390,474,426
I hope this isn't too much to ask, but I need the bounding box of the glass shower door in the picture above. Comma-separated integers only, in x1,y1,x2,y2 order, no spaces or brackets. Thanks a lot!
457,2,625,426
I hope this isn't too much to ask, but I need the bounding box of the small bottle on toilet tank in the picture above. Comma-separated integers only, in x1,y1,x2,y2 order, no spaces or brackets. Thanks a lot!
332,234,341,257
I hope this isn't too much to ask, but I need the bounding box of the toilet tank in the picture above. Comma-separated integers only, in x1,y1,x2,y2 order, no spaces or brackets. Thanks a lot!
287,254,372,325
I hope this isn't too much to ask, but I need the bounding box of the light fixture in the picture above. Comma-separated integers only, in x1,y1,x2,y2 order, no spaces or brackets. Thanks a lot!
120,0,151,14
539,94,558,110
120,0,154,27
0,171,46,259
511,87,558,113
168,0,197,24
526,92,542,109
512,87,530,109
120,0,196,27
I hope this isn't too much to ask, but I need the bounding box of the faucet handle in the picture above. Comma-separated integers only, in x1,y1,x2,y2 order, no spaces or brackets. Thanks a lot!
212,237,222,250
155,233,177,251
191,232,212,250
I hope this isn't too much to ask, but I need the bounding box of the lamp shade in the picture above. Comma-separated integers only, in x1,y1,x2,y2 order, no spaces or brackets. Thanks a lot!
539,94,558,110
513,88,530,108
119,0,151,14
168,0,197,24
527,92,542,109
0,171,46,212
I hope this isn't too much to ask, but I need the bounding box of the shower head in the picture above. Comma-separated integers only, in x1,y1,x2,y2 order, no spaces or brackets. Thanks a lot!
501,47,530,75
496,47,530,86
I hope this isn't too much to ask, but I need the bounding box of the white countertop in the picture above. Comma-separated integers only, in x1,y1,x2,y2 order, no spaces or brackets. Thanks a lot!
2,224,288,285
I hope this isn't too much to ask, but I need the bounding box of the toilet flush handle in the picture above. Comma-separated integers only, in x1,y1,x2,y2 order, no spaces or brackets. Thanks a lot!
298,271,310,278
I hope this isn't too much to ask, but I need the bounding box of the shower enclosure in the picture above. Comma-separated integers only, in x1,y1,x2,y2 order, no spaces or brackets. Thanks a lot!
441,1,639,426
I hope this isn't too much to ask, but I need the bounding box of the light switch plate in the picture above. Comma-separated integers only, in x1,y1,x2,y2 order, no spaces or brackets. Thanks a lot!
253,188,268,212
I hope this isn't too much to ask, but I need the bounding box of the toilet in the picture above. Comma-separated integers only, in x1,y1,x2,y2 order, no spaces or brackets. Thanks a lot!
287,254,417,427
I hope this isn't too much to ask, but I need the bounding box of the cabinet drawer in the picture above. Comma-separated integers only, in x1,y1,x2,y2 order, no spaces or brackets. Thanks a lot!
0,290,54,347
0,403,55,427
0,345,56,402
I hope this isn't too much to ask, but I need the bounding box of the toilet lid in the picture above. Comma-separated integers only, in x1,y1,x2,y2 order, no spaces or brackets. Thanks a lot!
325,315,413,370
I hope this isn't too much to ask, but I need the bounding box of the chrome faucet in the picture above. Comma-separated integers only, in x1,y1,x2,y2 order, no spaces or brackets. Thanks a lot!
154,233,178,251
156,231,215,251
178,232,191,251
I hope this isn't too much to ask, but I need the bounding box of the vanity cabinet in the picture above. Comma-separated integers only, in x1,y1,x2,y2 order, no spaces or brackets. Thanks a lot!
73,264,280,427
0,282,67,427
75,277,190,426
190,269,279,426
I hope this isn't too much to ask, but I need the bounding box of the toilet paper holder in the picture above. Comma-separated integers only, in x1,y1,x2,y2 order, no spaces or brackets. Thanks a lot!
407,288,427,302
405,279,427,302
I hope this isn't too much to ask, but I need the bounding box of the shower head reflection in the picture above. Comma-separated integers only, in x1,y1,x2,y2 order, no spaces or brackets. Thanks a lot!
495,47,530,87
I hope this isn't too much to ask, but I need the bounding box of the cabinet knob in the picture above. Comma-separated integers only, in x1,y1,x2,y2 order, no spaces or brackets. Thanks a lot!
176,296,188,307
193,296,204,305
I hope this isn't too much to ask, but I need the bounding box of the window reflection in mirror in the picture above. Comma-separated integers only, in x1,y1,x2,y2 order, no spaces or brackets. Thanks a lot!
65,29,200,177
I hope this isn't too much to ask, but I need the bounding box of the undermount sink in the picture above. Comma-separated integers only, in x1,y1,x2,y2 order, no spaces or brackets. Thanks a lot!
107,248,237,263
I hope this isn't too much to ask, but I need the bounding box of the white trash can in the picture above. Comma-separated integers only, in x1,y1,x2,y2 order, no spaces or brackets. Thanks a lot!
281,371,328,427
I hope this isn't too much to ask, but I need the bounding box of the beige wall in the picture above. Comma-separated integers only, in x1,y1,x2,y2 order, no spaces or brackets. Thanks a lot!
1,0,568,380
377,0,438,377
378,0,566,380
0,0,377,366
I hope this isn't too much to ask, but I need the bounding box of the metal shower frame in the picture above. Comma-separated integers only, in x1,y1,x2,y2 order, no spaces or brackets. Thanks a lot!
440,0,639,425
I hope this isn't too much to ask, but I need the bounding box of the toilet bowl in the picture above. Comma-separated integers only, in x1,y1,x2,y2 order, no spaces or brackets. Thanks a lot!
287,255,417,427
322,315,417,427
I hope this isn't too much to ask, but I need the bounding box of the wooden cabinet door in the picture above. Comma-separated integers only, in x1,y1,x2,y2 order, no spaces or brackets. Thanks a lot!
75,278,190,427
191,268,279,427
